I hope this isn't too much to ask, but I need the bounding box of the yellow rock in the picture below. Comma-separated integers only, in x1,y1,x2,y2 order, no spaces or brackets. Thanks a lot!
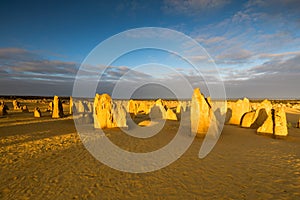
176,101,187,113
206,96,212,107
155,99,164,107
137,101,150,114
259,99,273,114
0,104,8,116
274,107,288,136
138,120,159,127
93,94,100,128
176,103,181,114
248,99,272,127
21,105,29,112
257,111,273,134
111,102,128,128
69,96,73,114
191,88,211,135
95,94,115,128
229,98,251,125
13,100,20,110
241,111,256,127
257,107,288,136
128,99,137,115
166,109,177,121
52,96,63,118
34,107,41,118
47,102,53,112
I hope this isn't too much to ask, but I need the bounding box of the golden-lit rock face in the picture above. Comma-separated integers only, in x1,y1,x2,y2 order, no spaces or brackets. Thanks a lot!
94,94,127,129
191,88,211,135
0,103,8,116
176,101,187,114
257,107,288,136
13,100,20,110
52,96,63,118
136,101,152,114
69,97,73,115
241,99,272,128
128,99,137,115
257,111,273,134
241,110,256,128
95,93,114,129
155,99,164,107
274,107,288,136
259,99,273,114
34,107,41,118
111,101,128,128
47,102,53,112
166,108,177,121
93,93,100,128
229,98,251,125
21,105,29,112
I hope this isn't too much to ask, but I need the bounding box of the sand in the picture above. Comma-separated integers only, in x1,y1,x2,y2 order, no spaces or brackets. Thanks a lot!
1,99,300,199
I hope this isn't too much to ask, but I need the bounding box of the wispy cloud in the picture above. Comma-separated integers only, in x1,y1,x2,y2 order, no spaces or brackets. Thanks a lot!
0,48,78,83
162,0,230,16
189,0,300,69
0,48,156,96
216,48,253,64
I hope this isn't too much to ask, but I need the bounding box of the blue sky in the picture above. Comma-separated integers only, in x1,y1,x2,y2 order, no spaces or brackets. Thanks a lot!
0,0,299,99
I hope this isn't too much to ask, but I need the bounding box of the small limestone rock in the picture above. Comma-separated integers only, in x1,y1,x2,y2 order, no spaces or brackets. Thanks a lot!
47,102,53,112
34,107,41,118
166,109,177,120
0,104,9,116
138,120,152,126
13,100,21,110
155,99,164,107
21,105,29,112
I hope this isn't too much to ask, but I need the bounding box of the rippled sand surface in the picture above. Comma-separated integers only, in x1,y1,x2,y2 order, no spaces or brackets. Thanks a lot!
1,103,300,199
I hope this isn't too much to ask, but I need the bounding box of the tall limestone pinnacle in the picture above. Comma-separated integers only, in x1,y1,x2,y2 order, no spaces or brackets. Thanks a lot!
191,88,211,135
52,96,64,118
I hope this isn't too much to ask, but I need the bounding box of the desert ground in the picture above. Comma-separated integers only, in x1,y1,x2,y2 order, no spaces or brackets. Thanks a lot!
1,98,300,199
